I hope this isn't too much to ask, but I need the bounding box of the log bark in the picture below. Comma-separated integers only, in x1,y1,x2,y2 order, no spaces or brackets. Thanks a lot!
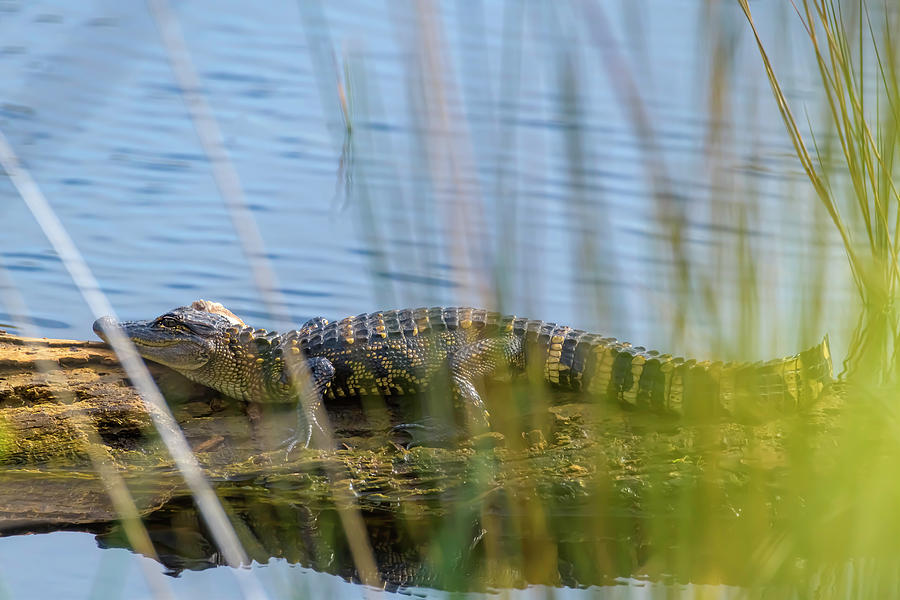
0,331,202,460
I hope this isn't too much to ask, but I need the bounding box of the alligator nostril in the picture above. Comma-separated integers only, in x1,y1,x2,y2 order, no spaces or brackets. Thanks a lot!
92,316,117,341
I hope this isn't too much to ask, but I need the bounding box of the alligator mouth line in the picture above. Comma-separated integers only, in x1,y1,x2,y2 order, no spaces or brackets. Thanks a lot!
130,338,182,348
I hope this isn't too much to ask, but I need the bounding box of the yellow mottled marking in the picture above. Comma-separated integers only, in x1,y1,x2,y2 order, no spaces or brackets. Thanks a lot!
621,356,646,405
290,347,300,355
586,346,614,395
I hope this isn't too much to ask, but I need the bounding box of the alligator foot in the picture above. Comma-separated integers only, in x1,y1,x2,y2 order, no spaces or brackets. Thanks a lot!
282,431,309,459
282,405,331,458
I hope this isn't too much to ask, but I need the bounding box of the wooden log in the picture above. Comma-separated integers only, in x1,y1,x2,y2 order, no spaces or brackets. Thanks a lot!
0,330,473,528
0,330,398,464
0,331,198,461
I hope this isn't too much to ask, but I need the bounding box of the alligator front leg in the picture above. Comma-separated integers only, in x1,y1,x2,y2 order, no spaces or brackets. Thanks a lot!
282,356,335,454
298,316,329,336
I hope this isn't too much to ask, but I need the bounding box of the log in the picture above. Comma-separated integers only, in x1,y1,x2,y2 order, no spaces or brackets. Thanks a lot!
0,330,404,463
0,330,491,528
0,330,865,589
0,330,200,461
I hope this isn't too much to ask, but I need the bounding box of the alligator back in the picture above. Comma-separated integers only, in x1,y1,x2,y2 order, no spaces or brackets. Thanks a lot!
274,307,832,417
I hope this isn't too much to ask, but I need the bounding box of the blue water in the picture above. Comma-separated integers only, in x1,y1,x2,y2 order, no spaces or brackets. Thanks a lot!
0,0,859,597
0,0,851,352
0,531,752,600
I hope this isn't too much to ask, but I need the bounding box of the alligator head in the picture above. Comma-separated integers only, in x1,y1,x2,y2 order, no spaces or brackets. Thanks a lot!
92,300,256,398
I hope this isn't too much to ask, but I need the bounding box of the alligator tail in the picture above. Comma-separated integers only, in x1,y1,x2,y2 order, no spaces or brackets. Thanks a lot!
539,327,833,419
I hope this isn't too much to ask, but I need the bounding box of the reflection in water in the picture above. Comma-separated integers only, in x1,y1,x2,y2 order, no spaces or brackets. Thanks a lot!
14,386,869,595
92,483,656,590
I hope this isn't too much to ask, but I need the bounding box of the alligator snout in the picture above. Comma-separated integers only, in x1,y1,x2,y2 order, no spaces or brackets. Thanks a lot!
92,316,117,342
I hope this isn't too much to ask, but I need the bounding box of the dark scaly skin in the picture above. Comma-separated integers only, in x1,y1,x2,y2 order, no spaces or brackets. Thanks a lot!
93,301,834,449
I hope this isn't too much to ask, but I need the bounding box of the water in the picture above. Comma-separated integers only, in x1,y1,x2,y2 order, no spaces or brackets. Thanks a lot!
0,0,850,350
0,0,865,597
0,531,757,600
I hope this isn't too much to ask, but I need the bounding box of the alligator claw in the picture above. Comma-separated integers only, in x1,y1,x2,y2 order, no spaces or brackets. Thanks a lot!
282,432,310,460
282,410,334,459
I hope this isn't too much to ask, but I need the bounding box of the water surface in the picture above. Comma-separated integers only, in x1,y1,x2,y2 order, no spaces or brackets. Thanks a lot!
0,0,861,597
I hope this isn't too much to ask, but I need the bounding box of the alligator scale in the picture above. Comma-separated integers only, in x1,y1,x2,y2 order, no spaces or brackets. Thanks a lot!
93,300,833,449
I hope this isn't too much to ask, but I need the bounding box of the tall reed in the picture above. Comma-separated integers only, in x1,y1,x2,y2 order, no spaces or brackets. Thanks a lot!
741,0,900,382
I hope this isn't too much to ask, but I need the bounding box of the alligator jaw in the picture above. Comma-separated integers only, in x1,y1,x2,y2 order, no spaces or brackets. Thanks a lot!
93,317,176,348
92,314,211,371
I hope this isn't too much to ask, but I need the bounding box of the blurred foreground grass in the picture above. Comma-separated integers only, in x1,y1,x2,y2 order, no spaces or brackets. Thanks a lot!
4,0,900,598
115,0,900,596
316,0,900,595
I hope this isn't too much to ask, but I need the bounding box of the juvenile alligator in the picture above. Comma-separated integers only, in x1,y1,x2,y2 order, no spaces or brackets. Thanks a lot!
93,300,833,449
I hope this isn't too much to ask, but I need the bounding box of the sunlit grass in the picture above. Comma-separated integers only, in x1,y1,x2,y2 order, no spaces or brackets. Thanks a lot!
5,1,900,598
349,0,900,595
107,0,900,596
741,0,900,381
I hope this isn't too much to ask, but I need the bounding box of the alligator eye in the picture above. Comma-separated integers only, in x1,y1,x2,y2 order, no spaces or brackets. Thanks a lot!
158,317,180,328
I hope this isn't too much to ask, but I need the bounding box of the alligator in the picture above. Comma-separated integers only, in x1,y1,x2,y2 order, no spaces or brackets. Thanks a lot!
93,300,833,450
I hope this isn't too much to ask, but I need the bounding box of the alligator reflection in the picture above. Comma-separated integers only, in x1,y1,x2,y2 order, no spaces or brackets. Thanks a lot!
98,500,483,588
96,480,649,589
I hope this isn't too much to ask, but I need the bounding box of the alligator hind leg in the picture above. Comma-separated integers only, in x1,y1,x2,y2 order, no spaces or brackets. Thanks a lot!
396,333,524,445
283,356,336,455
452,333,525,430
450,373,491,432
